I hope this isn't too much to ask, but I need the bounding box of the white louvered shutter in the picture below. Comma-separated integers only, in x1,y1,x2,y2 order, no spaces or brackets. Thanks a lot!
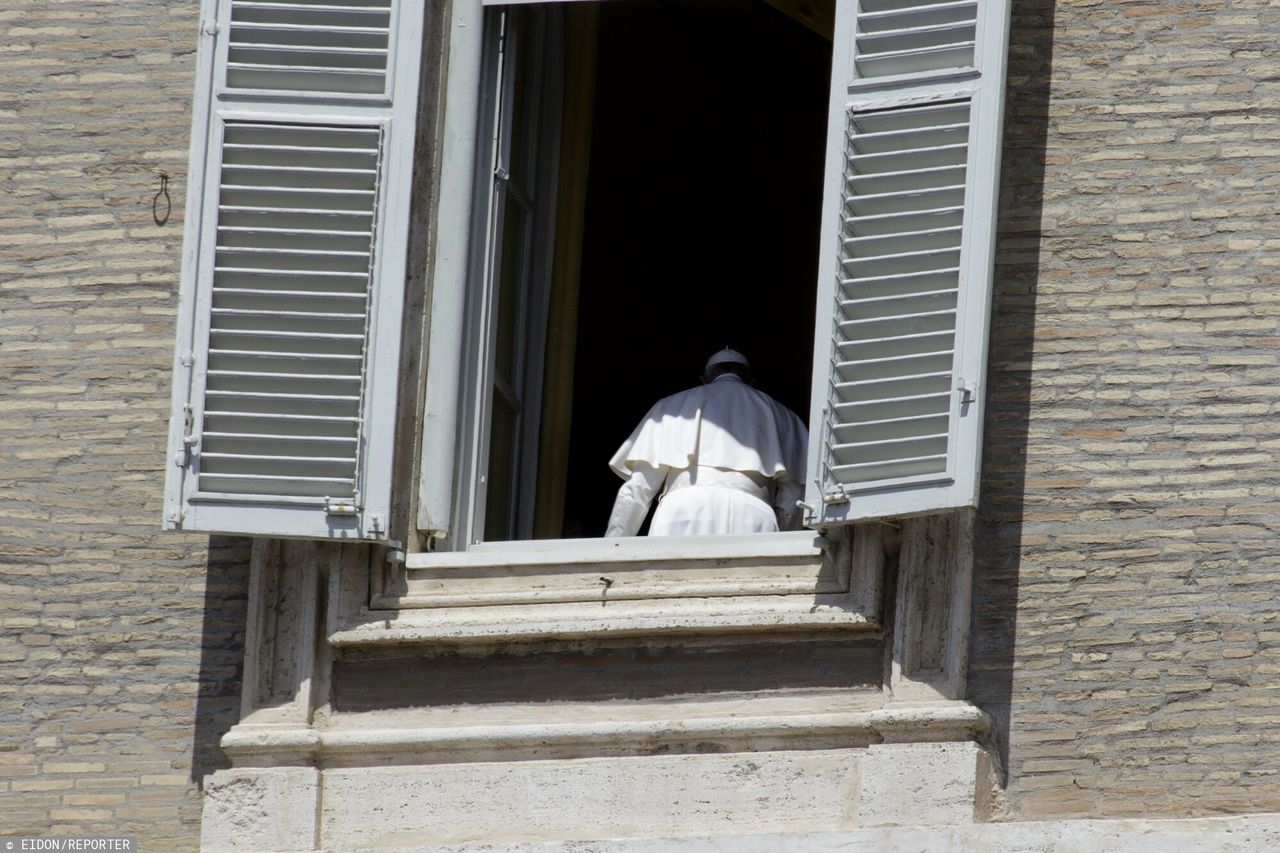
804,0,1011,526
163,0,425,540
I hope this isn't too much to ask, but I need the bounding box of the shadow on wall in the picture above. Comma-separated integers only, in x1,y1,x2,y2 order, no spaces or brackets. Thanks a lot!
968,0,1057,786
190,535,252,788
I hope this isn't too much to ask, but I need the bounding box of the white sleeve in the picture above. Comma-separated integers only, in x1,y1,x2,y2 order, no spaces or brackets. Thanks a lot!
604,462,666,537
774,475,805,531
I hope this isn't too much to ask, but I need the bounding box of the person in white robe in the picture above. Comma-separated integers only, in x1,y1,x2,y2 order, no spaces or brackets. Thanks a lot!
604,349,809,537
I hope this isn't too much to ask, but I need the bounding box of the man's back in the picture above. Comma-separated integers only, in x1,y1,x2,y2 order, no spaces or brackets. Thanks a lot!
605,355,808,537
608,374,807,486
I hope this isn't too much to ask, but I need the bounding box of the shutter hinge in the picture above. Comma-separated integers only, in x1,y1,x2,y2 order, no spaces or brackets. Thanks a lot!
201,20,219,37
823,484,850,506
325,497,359,516
958,379,979,405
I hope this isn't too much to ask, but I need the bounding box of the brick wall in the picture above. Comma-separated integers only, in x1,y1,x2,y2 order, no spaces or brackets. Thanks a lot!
973,0,1280,820
0,3,247,849
5,0,1280,844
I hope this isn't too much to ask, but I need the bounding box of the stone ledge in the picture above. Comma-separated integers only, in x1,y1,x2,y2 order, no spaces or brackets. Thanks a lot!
221,701,992,766
329,602,878,646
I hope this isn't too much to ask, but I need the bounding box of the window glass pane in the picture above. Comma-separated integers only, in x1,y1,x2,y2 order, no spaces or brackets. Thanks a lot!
507,16,534,192
484,393,518,541
493,194,528,386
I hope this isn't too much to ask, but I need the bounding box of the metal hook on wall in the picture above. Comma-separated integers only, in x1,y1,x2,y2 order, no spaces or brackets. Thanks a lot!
153,172,171,226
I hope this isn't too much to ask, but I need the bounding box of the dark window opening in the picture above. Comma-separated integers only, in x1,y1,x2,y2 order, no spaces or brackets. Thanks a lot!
481,0,832,541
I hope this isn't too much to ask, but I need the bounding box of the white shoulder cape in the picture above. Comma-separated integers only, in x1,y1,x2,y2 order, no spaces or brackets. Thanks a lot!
608,377,808,482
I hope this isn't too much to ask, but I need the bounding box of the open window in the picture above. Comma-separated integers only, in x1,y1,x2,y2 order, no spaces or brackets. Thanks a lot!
165,0,1011,559
419,0,1010,551
428,0,832,548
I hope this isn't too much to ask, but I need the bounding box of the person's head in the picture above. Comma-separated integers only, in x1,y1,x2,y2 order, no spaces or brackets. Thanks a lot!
702,348,752,384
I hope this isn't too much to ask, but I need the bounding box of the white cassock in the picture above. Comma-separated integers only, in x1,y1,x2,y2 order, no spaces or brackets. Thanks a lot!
605,374,809,537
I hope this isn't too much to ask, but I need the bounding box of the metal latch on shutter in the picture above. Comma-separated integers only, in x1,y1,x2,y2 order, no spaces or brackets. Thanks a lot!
958,379,978,405
325,497,359,516
174,402,198,467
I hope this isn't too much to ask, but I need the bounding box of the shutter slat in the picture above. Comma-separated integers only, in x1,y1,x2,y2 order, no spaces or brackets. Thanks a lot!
847,179,966,210
203,452,358,464
237,2,391,12
200,473,355,485
841,248,960,275
213,246,371,259
228,41,388,54
222,184,375,193
210,348,362,361
213,267,368,279
829,435,952,455
220,204,373,217
204,431,358,442
839,348,955,368
847,204,963,225
832,411,948,430
227,63,386,78
835,327,953,347
223,140,381,152
210,328,366,341
212,288,368,300
206,390,362,401
833,368,953,388
832,390,951,412
211,308,368,320
228,43,388,55
848,168,964,187
841,268,960,288
831,454,947,477
208,370,361,382
844,225,963,253
858,0,977,24
222,164,377,177
858,0,976,14
841,286,957,306
207,411,359,421
218,226,373,239
230,22,390,36
834,302,957,322
849,141,966,164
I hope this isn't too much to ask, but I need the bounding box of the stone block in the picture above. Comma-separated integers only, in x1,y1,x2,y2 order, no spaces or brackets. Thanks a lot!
200,767,319,852
318,750,860,848
857,742,991,827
